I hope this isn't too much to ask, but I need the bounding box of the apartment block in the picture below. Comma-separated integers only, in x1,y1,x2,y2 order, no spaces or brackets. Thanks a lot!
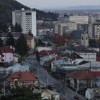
12,8,36,36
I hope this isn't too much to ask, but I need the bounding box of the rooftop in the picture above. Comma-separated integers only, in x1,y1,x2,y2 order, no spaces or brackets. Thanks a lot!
7,71,36,81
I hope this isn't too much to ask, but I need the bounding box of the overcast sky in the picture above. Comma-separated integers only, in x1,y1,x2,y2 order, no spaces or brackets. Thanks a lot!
16,0,100,10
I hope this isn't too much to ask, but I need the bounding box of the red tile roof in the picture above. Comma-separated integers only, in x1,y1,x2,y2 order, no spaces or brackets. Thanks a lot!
66,71,95,80
39,50,60,55
0,47,13,53
7,71,36,82
89,71,100,77
52,34,66,44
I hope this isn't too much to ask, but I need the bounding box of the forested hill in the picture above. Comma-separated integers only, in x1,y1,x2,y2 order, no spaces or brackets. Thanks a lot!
36,9,58,21
0,0,29,25
0,0,58,30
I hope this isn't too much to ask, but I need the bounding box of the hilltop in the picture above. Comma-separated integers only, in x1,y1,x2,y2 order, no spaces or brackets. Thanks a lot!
0,0,58,32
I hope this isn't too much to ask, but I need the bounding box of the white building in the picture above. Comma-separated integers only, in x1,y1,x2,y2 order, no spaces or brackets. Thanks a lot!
93,21,100,39
54,22,77,35
12,8,36,36
77,52,96,61
69,15,89,24
0,47,14,63
81,32,89,47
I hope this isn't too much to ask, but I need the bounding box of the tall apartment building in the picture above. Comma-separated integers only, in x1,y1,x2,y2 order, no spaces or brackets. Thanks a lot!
12,8,36,36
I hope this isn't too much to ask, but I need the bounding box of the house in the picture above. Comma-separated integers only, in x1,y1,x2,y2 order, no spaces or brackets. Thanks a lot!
6,71,38,88
81,32,89,47
66,71,95,92
54,22,77,35
67,45,97,61
40,54,58,66
24,34,36,49
85,88,100,100
36,47,52,52
0,47,14,63
41,87,60,100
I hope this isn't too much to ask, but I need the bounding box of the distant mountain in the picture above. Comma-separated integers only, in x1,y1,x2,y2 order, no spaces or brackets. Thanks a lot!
67,6,100,10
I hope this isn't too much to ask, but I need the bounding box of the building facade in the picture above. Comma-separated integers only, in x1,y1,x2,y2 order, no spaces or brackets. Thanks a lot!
0,47,14,63
6,71,37,88
93,20,100,39
12,8,36,36
54,22,77,35
69,15,89,24
81,32,89,47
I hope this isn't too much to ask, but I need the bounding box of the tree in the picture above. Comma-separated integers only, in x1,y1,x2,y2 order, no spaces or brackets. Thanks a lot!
28,30,33,37
5,32,15,47
18,24,22,32
52,34,65,45
1,86,41,100
35,50,40,62
0,38,3,47
36,39,45,47
10,24,15,32
15,34,28,56
14,23,22,32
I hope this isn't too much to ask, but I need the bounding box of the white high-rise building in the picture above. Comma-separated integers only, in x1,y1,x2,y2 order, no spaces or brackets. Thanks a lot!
12,8,36,36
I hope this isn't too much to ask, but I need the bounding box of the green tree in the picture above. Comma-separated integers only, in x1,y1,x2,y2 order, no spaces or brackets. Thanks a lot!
1,86,41,100
5,32,15,47
0,38,3,47
10,24,15,32
15,34,28,56
35,50,40,62
14,23,22,32
18,24,22,32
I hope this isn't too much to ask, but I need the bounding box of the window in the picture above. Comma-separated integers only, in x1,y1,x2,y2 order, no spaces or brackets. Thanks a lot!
1,54,4,57
26,13,31,15
1,59,4,62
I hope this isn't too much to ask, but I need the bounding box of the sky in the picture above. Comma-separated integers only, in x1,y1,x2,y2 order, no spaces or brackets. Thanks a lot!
16,0,100,10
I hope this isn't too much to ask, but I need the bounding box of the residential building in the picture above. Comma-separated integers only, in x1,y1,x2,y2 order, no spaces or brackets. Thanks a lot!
36,47,52,52
81,32,89,47
93,20,100,39
85,88,100,100
69,15,89,24
0,47,14,63
54,22,77,35
12,8,36,36
24,34,36,49
66,71,95,92
6,71,38,87
41,87,60,100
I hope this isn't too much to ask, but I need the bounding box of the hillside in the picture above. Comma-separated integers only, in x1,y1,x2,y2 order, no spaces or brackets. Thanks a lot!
0,0,29,32
0,0,58,32
0,0,29,24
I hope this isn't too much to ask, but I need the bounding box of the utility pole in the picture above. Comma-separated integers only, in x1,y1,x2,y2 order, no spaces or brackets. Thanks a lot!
46,70,48,86
4,81,5,96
